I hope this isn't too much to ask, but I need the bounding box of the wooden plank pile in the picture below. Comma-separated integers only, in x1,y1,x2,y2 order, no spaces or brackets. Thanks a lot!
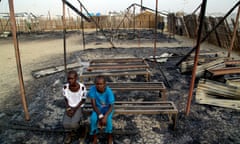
180,52,240,110
32,62,82,79
196,79,240,110
179,51,226,76
205,59,240,78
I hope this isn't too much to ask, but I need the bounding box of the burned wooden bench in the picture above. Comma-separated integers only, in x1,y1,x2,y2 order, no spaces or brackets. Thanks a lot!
80,69,151,82
81,58,151,82
87,58,150,71
83,101,178,130
85,82,167,101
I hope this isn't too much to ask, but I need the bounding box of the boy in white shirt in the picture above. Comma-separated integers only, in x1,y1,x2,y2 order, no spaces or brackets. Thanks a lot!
62,70,87,143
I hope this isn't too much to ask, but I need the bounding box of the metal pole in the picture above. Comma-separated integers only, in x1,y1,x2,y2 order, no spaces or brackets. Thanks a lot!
8,0,30,121
186,0,207,116
228,5,240,57
64,0,90,22
141,0,143,12
153,0,158,60
62,0,67,75
80,3,86,50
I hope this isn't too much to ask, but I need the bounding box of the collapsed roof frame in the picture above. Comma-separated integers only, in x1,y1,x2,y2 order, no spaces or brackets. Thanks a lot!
185,0,240,115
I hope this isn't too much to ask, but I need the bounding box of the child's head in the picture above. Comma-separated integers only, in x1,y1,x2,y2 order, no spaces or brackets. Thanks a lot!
95,75,106,93
67,70,78,86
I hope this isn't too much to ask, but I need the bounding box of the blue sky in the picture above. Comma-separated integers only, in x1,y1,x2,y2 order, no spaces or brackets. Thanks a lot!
0,0,239,16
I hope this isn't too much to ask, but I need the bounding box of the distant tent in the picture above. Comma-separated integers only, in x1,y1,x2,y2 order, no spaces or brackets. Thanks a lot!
96,12,101,16
89,13,95,16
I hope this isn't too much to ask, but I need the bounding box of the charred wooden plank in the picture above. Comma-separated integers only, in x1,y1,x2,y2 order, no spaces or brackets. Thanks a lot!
196,58,226,77
87,63,149,71
207,67,240,76
225,60,240,66
197,79,240,100
90,58,144,64
226,78,240,88
196,89,240,110
32,62,82,79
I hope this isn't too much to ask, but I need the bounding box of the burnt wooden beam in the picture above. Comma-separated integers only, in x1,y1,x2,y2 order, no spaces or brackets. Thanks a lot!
87,64,149,71
225,60,240,66
90,58,144,64
63,0,91,22
207,67,240,76
32,63,82,79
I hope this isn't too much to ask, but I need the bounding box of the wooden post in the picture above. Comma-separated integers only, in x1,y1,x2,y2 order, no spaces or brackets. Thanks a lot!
8,0,30,121
186,0,207,116
133,5,136,34
228,5,240,57
0,18,3,32
62,0,67,75
231,19,240,49
192,3,202,14
212,18,222,47
80,3,85,50
153,0,158,60
48,11,53,31
181,17,190,37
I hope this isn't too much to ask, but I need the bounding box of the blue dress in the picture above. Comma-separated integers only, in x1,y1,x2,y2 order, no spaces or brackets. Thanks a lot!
88,86,115,135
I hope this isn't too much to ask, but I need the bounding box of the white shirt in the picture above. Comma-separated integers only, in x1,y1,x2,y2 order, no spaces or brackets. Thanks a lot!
62,82,87,108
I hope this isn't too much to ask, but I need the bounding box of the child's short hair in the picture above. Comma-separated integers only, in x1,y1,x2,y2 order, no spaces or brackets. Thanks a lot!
68,70,78,77
94,75,106,83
